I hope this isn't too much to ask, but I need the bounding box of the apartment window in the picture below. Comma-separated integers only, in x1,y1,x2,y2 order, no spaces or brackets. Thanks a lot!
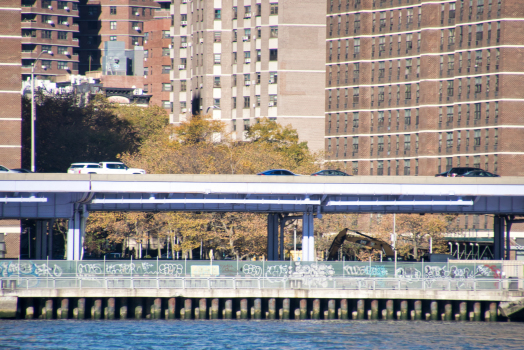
353,88,359,103
233,30,237,42
213,77,221,88
256,95,261,107
232,97,236,109
161,30,170,39
57,61,69,70
180,80,186,92
214,54,221,65
449,29,455,45
213,32,221,43
41,60,52,70
162,48,170,56
57,47,68,55
214,99,221,109
447,81,454,96
475,77,482,93
405,84,411,99
406,34,413,51
354,14,360,33
244,5,251,18
353,39,360,56
243,97,250,109
476,24,483,43
352,137,359,151
269,72,278,84
256,4,261,16
162,65,170,74
405,59,412,76
269,95,278,107
214,9,221,20
270,3,278,15
110,6,117,15
232,6,237,19
474,103,481,119
162,101,170,109
474,129,481,146
404,135,411,151
353,112,359,128
110,35,117,41
110,21,117,30
269,49,278,61
244,29,251,40
404,160,411,175
131,37,140,46
143,67,149,76
352,162,358,175
244,74,250,86
270,26,278,38
22,29,36,38
162,83,172,92
256,50,261,62
41,30,52,39
405,110,411,125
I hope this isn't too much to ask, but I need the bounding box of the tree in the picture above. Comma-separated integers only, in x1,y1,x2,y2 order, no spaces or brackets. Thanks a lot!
22,93,138,172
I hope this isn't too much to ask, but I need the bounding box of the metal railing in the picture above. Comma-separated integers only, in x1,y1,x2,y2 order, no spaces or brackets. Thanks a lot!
0,259,518,292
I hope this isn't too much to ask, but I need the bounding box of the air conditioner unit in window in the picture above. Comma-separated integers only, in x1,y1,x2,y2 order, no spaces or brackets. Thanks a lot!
181,21,187,26
47,20,54,24
63,51,70,56
199,38,204,43
64,6,69,11
245,58,251,64
63,22,69,26
178,65,185,69
181,43,188,47
63,66,69,70
245,14,251,18
41,66,47,70
134,26,141,31
182,0,187,3
268,102,274,106
135,13,140,16
245,81,251,86
181,108,187,113
48,6,53,9
242,36,249,41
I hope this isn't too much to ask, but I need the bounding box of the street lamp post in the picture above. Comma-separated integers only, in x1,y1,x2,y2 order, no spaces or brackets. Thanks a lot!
30,50,52,172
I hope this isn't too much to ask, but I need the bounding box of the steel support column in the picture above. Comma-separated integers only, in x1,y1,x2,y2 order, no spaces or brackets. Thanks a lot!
267,214,279,260
505,216,514,261
302,213,315,261
67,205,88,261
48,219,54,259
493,215,505,260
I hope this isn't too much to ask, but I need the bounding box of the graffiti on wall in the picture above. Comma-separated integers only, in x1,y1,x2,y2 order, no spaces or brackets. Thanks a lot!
242,262,335,287
344,265,389,277
0,261,62,278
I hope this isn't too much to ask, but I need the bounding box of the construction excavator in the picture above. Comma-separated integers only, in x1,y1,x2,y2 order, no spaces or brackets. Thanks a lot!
326,228,395,261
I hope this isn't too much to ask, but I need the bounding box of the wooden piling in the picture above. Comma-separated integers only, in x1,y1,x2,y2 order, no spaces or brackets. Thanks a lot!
225,300,233,319
254,299,262,319
240,299,248,319
268,299,276,320
312,299,320,319
430,301,438,321
168,298,175,320
444,303,452,321
382,309,387,320
211,299,219,320
340,299,348,320
386,300,394,320
328,300,336,320
282,299,290,320
425,313,431,321
61,299,69,319
78,298,85,320
414,301,422,320
489,303,497,322
484,310,490,321
184,299,192,320
45,299,53,319
459,302,467,321
180,308,185,320
357,300,365,320
107,298,115,320
199,299,207,319
294,309,300,320
300,299,308,320
25,306,34,319
370,300,379,320
194,307,200,319
400,301,408,320
324,310,329,319
469,311,475,321
352,311,358,320
473,302,481,321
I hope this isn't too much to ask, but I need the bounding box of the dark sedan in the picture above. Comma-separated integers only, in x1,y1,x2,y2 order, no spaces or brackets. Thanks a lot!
459,170,500,177
311,170,351,176
257,169,298,176
435,167,480,177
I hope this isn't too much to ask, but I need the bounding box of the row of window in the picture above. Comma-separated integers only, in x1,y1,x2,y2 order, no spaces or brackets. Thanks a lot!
210,4,278,21
37,60,74,70
88,6,154,17
22,30,70,40
21,15,72,26
109,22,142,30
177,95,278,112
178,49,278,69
143,48,171,58
180,27,278,46
36,0,77,11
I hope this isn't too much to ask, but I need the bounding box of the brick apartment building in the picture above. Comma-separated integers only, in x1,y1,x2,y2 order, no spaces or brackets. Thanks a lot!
21,0,81,79
325,0,524,230
143,18,172,108
78,0,159,74
169,0,326,151
0,0,22,258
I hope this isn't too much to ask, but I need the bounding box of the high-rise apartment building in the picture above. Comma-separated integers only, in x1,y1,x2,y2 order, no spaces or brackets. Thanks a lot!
21,0,80,79
1,0,22,258
325,0,524,179
78,0,159,74
170,0,326,150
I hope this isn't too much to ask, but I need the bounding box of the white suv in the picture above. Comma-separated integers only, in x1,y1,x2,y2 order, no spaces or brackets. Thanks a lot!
67,163,100,174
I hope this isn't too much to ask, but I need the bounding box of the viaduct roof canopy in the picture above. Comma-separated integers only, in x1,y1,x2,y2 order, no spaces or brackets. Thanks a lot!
0,174,523,219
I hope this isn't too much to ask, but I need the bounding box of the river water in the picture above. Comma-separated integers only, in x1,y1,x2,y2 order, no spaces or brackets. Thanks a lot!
1,320,522,349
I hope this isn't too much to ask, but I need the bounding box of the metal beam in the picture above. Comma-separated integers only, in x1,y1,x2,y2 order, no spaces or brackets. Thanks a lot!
326,200,474,206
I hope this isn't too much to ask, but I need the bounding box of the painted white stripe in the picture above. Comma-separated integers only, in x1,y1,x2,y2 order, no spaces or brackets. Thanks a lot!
0,118,22,121
330,152,524,162
0,63,21,66
0,7,21,11
0,35,21,39
0,145,22,148
326,125,524,138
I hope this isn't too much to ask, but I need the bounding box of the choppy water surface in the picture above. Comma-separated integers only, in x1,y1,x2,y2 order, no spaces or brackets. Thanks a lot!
0,320,523,349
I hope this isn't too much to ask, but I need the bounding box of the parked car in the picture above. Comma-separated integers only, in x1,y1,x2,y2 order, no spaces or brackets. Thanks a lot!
70,162,146,175
311,170,351,176
459,170,500,177
257,169,298,176
10,168,33,173
67,163,99,174
435,167,480,177
0,165,16,173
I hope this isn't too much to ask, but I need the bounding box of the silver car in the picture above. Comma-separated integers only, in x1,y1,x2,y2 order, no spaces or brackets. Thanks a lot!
67,163,99,174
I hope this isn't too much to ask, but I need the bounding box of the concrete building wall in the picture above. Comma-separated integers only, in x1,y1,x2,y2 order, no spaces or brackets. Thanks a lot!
170,0,326,151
